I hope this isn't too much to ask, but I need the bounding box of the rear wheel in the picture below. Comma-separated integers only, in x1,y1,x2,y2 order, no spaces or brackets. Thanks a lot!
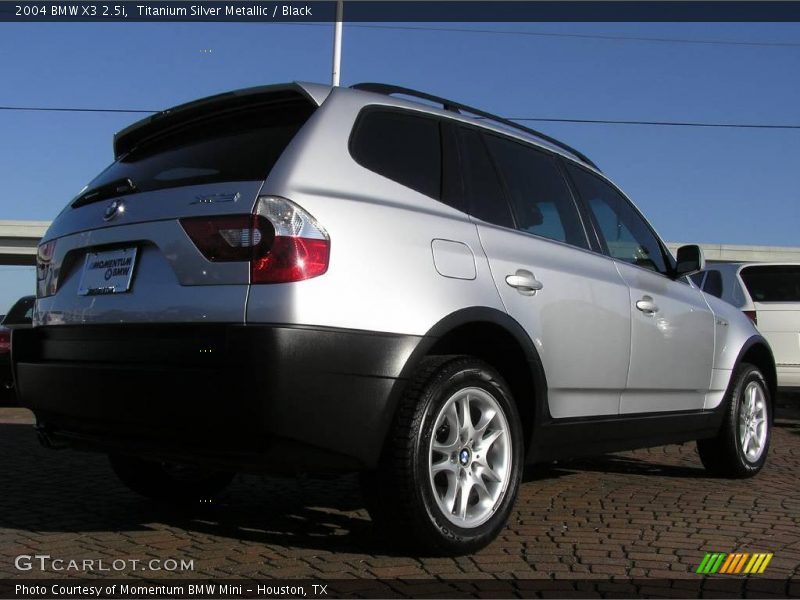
110,454,234,503
697,363,771,477
362,356,523,555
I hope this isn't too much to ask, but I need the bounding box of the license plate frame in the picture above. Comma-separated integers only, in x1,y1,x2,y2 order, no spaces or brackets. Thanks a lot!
77,247,138,296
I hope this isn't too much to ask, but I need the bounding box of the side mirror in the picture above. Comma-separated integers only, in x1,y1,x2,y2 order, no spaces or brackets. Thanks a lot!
674,244,705,278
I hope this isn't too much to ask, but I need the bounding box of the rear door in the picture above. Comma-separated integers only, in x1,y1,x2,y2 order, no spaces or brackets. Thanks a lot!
565,163,715,413
461,128,632,419
740,265,800,369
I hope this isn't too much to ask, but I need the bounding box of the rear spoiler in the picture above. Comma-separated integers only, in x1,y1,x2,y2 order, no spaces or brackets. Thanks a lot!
113,81,331,159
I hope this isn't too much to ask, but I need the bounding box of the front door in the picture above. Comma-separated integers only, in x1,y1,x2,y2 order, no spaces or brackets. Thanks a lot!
565,163,715,413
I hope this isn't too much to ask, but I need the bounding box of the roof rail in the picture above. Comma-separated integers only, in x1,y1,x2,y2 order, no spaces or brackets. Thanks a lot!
351,82,599,170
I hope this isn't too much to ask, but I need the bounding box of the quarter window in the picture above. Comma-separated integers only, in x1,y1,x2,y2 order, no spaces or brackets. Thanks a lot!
483,135,588,249
350,109,442,199
567,165,669,275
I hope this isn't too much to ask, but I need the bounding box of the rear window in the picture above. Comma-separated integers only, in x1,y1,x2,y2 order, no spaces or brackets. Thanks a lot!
740,265,800,302
350,108,442,199
74,99,314,206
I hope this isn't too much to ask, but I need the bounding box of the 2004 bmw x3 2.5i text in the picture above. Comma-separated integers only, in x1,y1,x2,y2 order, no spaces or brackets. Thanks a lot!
14,82,776,554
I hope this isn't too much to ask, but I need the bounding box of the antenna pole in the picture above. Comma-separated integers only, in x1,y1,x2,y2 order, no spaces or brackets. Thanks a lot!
331,0,343,86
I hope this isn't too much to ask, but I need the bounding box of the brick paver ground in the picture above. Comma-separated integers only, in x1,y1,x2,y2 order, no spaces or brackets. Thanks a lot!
1,400,799,585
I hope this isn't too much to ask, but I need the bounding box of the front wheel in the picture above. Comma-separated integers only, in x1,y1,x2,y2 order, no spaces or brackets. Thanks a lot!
697,363,771,478
362,356,523,555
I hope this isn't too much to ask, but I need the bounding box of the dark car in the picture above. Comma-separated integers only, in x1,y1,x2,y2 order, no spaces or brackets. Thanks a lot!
0,295,35,404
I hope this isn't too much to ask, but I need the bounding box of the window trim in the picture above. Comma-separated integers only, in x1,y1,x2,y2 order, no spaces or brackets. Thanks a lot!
562,159,678,280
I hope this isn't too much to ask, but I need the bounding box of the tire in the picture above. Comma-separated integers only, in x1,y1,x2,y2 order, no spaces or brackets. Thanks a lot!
362,356,524,555
109,454,234,503
697,363,771,478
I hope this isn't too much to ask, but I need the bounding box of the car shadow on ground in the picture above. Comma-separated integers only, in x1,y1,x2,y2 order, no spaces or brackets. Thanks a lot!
0,421,407,556
778,421,800,437
550,454,709,479
0,416,787,556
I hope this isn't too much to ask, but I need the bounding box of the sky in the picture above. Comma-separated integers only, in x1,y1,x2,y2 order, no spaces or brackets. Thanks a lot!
0,20,799,312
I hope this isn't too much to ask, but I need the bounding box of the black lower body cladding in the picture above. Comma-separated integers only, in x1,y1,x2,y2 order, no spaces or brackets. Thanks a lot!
12,324,421,472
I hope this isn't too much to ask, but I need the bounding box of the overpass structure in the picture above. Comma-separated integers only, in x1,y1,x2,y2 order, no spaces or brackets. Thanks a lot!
0,221,50,266
0,220,798,267
666,242,800,264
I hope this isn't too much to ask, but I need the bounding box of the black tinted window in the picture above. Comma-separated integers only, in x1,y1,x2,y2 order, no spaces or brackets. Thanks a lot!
702,269,724,298
77,101,314,205
484,135,588,249
568,165,668,275
741,265,800,302
3,296,34,325
350,109,441,199
457,128,514,228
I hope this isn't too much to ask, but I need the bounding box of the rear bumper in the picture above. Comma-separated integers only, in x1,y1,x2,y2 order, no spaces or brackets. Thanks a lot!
12,324,421,472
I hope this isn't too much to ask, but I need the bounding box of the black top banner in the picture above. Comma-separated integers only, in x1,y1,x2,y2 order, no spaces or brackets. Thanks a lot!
3,1,800,22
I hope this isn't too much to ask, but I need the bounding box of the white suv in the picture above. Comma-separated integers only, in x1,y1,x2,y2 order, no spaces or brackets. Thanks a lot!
693,262,799,391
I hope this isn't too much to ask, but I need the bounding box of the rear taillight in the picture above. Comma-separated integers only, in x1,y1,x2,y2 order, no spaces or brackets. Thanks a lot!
743,310,758,325
251,196,329,283
36,239,58,298
180,215,273,262
0,330,10,355
180,196,330,284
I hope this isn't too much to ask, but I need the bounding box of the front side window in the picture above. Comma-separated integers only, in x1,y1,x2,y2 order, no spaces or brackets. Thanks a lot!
567,165,669,275
350,108,442,199
483,135,588,249
702,269,724,298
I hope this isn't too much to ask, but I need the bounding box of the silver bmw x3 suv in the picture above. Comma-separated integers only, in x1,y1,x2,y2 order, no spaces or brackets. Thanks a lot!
14,82,776,554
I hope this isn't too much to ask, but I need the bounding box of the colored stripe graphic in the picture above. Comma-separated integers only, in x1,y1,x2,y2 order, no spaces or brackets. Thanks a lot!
758,554,773,573
745,554,762,574
718,553,746,574
744,553,774,574
700,552,773,574
696,553,713,574
733,553,750,574
720,554,736,573
698,553,728,574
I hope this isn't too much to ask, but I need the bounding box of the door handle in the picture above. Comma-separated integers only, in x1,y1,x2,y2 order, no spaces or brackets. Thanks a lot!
636,296,659,315
505,270,543,296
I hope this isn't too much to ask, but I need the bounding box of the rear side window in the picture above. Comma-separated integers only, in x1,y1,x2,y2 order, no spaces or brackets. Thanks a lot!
457,128,514,228
483,135,588,249
740,265,800,302
76,99,315,206
350,108,442,199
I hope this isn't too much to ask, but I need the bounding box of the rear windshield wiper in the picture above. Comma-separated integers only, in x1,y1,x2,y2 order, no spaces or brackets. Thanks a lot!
72,177,137,208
